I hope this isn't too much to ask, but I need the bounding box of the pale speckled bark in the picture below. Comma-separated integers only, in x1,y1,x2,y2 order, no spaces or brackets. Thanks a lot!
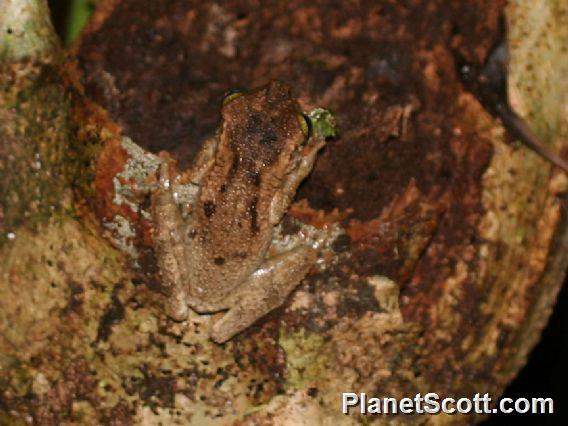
0,0,59,61
0,1,566,425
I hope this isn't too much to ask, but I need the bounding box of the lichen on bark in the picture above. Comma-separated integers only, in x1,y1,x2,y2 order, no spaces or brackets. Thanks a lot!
0,0,70,245
0,0,567,425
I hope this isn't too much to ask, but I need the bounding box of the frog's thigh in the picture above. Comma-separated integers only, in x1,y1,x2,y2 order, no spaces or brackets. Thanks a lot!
152,180,190,322
210,246,317,343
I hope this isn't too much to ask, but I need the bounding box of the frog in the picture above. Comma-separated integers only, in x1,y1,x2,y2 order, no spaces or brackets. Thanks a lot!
151,81,331,343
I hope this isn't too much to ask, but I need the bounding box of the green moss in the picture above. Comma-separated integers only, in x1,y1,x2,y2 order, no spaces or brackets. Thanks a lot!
307,108,338,139
67,129,106,200
0,61,72,245
279,330,328,390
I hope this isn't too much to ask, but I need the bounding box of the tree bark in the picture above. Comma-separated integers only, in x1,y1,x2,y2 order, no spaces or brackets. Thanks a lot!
0,0,566,424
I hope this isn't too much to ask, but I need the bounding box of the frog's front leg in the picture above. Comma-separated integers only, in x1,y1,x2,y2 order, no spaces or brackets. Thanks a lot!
269,137,325,224
210,246,317,343
187,136,217,184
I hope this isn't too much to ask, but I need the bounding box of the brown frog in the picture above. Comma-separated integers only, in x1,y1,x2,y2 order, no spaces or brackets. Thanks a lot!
152,81,328,343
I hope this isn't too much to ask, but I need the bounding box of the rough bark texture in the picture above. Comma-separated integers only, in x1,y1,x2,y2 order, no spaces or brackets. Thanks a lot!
0,0,566,425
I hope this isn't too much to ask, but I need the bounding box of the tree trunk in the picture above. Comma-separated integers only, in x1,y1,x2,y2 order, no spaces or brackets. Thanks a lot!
1,0,566,424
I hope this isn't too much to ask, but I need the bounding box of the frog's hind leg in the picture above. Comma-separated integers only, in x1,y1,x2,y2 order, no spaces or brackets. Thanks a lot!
152,161,191,322
210,246,317,343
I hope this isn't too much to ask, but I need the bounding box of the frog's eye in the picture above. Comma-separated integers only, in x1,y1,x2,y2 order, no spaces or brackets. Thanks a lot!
298,113,312,138
222,90,243,106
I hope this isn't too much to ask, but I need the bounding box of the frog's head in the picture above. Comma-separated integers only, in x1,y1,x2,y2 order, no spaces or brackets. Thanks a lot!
219,80,312,180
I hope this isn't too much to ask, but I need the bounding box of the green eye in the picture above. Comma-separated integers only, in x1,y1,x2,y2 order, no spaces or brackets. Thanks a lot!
222,90,243,106
298,113,312,138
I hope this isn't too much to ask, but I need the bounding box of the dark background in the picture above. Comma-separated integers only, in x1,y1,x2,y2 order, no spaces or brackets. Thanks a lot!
47,1,567,423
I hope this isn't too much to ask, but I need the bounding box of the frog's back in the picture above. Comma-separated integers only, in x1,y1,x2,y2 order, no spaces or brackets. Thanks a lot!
186,180,272,292
186,81,308,300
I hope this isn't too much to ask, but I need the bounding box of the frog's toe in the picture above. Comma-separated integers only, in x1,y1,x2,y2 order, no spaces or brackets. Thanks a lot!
166,296,189,321
210,322,234,344
210,310,250,343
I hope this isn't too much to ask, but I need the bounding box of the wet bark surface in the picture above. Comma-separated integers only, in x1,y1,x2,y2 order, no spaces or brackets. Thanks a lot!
78,0,504,393
1,0,567,424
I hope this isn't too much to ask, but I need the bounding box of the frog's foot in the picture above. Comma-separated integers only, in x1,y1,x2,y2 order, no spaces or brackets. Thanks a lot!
166,287,190,321
210,246,317,343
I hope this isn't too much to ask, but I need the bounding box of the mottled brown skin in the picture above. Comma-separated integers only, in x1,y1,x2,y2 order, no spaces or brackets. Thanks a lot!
152,81,324,343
